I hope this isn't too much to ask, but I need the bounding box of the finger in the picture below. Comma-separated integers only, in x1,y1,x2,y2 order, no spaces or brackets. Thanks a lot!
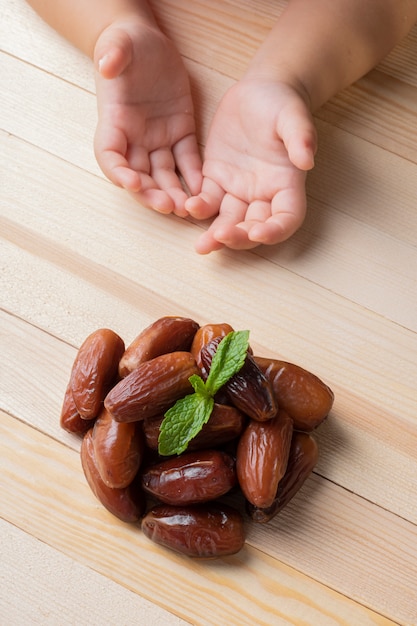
216,226,258,250
129,187,176,214
149,147,186,196
148,147,189,216
173,134,203,196
244,200,271,223
110,165,142,191
94,124,142,190
203,194,258,250
97,148,142,192
247,187,307,245
185,178,226,219
119,145,176,213
211,193,248,229
194,229,225,255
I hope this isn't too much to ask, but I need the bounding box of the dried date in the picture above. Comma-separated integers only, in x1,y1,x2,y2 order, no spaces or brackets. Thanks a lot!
105,351,199,422
119,316,199,377
247,431,319,522
141,449,236,505
92,407,144,489
59,382,91,435
142,403,245,451
236,411,293,508
70,329,125,420
141,503,245,558
255,357,334,431
190,322,234,373
201,338,277,421
81,430,145,522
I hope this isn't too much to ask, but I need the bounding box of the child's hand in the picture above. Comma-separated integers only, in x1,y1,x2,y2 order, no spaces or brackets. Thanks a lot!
186,79,317,252
94,19,202,217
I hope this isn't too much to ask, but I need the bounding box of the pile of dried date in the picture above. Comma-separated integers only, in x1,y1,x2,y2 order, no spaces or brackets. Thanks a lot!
60,316,334,558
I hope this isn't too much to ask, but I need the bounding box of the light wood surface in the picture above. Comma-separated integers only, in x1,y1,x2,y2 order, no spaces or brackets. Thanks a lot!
1,1,417,625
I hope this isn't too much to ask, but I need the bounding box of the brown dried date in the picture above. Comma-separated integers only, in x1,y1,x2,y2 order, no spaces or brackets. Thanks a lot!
142,403,245,451
255,357,334,431
70,329,125,420
236,410,293,508
119,316,200,377
60,318,333,560
247,431,319,522
190,322,234,372
141,449,236,505
104,351,199,423
59,382,91,435
81,429,145,522
141,503,245,557
92,407,144,489
201,338,277,421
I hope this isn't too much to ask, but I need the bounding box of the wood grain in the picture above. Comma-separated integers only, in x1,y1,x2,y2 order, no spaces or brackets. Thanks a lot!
1,519,188,625
0,411,400,626
1,1,417,624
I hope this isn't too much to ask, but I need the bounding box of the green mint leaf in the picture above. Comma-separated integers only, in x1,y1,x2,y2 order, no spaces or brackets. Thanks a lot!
189,374,209,397
157,329,249,456
158,393,214,456
205,330,250,395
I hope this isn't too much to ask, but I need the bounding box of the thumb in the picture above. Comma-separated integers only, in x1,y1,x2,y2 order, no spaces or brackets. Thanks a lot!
94,26,134,79
277,99,317,171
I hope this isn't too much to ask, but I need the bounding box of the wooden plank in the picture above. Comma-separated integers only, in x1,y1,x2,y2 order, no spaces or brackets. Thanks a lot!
1,137,417,524
2,2,417,624
0,52,100,176
1,294,416,527
0,0,94,91
0,410,404,625
307,119,417,243
1,118,417,337
1,309,417,624
1,133,416,401
2,53,417,330
378,26,417,86
0,519,189,626
317,70,417,163
4,0,417,163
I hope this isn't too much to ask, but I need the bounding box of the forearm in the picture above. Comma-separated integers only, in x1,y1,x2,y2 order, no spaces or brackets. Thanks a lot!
246,0,417,110
25,0,156,58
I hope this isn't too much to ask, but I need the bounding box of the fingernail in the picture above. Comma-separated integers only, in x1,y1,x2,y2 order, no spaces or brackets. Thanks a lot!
97,54,108,73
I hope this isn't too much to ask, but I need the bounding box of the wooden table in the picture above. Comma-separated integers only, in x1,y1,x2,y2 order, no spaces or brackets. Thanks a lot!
1,1,417,624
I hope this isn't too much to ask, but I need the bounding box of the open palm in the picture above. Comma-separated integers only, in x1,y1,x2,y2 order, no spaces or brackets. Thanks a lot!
94,20,202,216
186,79,316,252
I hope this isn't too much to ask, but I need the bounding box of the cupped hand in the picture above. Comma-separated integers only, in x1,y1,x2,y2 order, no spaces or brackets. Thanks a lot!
94,19,202,217
186,79,317,252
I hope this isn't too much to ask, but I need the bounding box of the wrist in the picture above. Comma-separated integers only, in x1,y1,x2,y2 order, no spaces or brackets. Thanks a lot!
88,2,158,58
243,61,313,113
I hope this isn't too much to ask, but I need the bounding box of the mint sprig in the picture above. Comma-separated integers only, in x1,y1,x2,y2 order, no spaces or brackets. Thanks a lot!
158,330,249,456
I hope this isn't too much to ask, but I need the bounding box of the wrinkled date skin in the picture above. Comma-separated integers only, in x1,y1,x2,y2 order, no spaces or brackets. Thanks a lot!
236,411,293,508
92,407,144,488
142,403,245,452
141,503,245,558
247,431,319,522
119,316,200,378
105,351,199,423
59,382,92,435
81,430,145,522
70,329,125,420
255,357,334,431
190,322,234,373
141,449,237,505
201,338,277,421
